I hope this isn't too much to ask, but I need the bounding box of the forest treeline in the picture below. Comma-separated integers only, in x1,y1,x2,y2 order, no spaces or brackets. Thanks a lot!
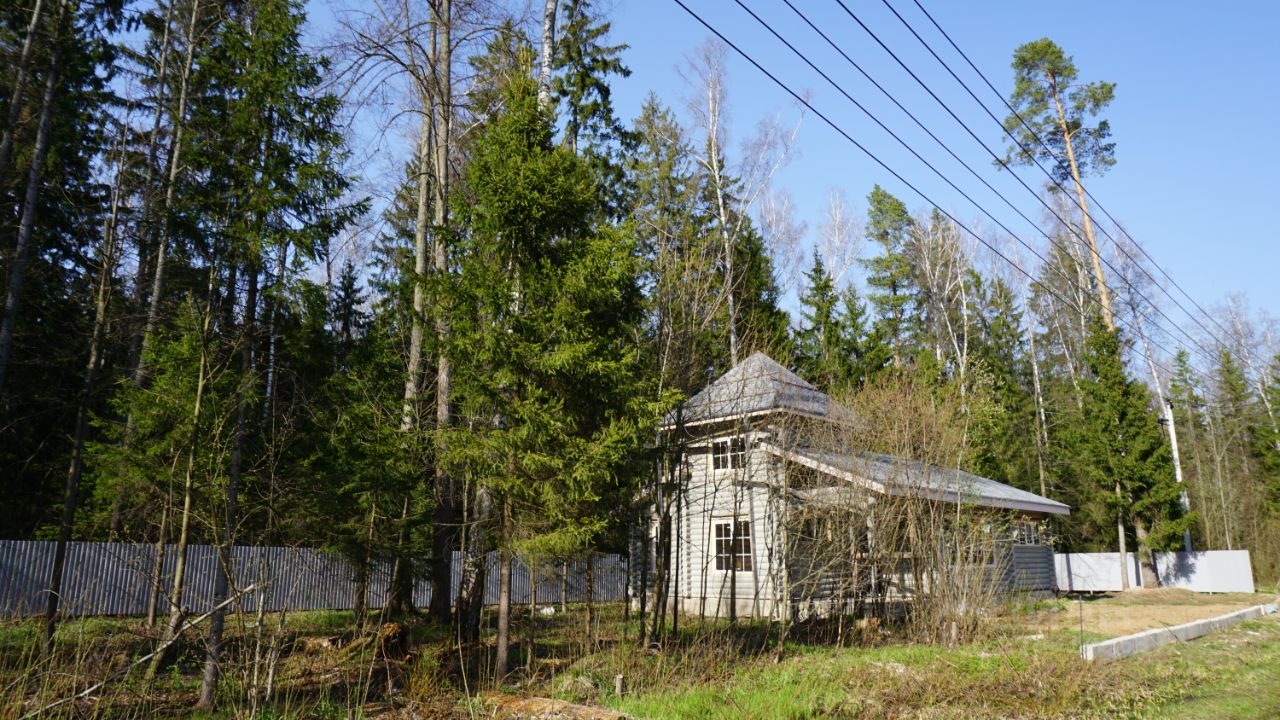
1,0,1278,696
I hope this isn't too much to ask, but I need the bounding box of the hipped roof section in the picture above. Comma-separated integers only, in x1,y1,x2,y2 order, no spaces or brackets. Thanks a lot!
663,352,862,430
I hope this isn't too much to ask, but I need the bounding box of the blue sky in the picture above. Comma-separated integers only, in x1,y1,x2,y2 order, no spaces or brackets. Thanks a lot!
598,0,1279,344
308,0,1279,361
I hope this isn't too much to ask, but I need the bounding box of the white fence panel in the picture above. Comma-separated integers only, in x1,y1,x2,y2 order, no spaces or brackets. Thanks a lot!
1153,551,1254,593
1054,552,1143,592
1055,550,1254,593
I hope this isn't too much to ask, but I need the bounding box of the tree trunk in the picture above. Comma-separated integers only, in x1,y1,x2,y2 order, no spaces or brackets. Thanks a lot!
1115,480,1130,591
584,555,595,647
537,0,557,109
456,482,489,644
123,0,202,476
42,133,124,651
560,559,568,612
1133,519,1160,588
399,98,432,433
428,0,455,626
385,495,414,616
387,46,435,621
1026,310,1050,498
0,0,47,179
199,264,257,708
0,2,66,396
260,242,288,424
145,496,170,629
354,502,376,631
526,556,537,673
147,273,216,680
1050,78,1113,331
495,494,513,681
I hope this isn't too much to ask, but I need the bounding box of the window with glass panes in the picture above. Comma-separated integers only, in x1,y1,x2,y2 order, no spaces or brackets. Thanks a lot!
712,437,745,470
714,519,752,571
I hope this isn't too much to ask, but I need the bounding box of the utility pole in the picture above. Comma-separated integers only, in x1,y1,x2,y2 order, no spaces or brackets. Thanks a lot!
1161,398,1193,553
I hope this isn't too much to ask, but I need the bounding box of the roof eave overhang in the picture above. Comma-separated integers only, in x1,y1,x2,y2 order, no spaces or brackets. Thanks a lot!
660,407,861,434
761,444,1071,516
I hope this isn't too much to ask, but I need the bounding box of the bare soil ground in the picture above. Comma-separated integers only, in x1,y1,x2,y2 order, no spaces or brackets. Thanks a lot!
1026,589,1275,638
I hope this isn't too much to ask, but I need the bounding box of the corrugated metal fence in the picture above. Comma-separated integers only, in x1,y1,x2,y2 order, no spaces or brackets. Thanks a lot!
0,540,626,618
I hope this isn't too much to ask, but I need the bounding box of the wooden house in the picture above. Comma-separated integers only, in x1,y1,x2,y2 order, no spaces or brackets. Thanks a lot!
643,352,1069,621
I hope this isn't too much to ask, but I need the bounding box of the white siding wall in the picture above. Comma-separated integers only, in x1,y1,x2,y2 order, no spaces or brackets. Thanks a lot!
675,431,784,619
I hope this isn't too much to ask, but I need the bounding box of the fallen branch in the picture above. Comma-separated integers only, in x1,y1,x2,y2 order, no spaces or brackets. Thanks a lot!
21,583,260,720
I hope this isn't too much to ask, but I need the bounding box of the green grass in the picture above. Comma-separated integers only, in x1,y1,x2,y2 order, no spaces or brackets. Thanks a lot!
605,613,1280,720
4,601,1278,719
1141,616,1280,719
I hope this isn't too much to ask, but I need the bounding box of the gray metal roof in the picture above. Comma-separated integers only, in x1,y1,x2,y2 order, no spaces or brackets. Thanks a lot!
767,445,1071,516
665,352,860,428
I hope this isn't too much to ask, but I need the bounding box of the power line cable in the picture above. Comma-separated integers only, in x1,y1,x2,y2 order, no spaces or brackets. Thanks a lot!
770,0,1217,373
906,0,1236,349
668,0,1186,381
828,0,1222,370
884,0,1239,354
736,0,1214,372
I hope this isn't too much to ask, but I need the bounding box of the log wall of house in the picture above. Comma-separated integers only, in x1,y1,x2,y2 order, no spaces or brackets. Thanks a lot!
1004,543,1057,593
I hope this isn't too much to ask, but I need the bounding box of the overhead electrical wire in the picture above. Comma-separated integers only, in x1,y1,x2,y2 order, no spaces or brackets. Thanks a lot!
883,0,1240,358
828,0,1223,370
734,0,1209,374
667,0,1188,381
905,0,1237,350
770,0,1217,371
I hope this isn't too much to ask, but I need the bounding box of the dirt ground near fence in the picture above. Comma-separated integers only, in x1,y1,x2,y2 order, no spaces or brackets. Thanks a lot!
1026,589,1275,638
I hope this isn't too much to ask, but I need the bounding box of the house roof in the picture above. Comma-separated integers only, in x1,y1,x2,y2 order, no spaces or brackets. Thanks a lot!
764,444,1071,516
664,352,860,429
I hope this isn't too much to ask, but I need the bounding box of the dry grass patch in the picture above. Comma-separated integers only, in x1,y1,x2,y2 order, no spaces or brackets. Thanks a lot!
1023,591,1272,638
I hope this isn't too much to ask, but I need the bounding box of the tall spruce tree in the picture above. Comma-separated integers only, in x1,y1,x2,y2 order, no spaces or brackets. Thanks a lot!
862,185,916,367
1070,318,1187,583
447,74,648,679
795,249,843,389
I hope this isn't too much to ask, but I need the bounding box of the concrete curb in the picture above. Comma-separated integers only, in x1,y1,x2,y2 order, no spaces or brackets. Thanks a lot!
1081,602,1278,662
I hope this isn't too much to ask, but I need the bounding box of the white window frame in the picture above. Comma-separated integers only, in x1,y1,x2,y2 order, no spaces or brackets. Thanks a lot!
1013,521,1042,546
711,436,746,471
713,518,753,572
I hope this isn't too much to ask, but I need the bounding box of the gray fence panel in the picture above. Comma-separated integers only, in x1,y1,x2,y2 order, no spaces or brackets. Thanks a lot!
0,540,626,618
